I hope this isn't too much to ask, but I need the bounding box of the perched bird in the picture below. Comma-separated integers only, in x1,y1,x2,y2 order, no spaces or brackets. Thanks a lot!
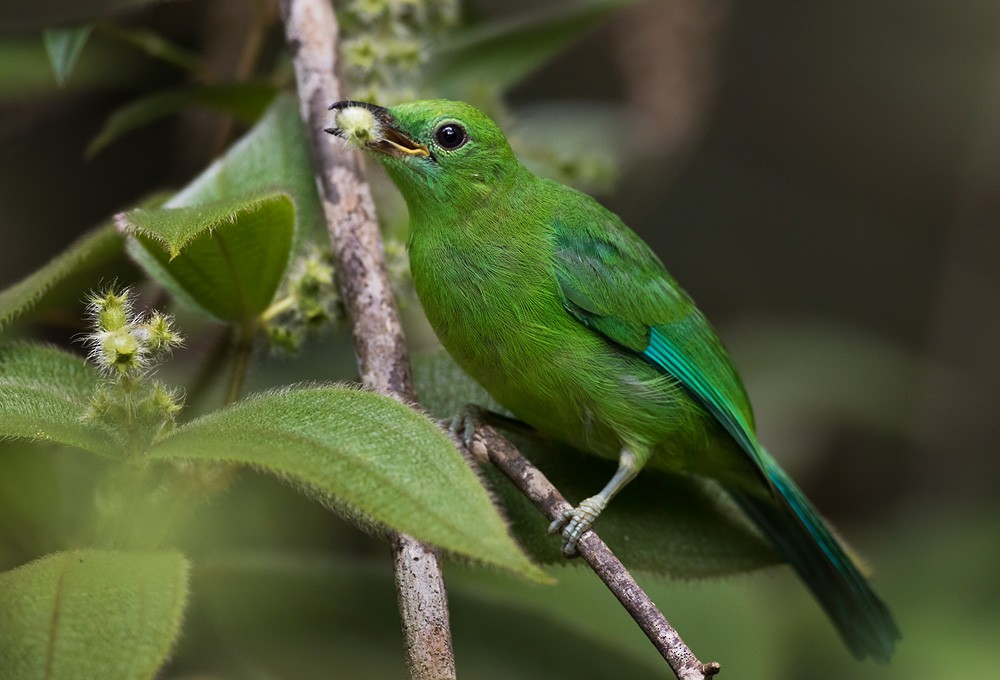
325,99,900,662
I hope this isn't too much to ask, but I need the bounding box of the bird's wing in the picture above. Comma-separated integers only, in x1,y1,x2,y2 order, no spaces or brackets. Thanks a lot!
551,204,901,661
551,209,764,471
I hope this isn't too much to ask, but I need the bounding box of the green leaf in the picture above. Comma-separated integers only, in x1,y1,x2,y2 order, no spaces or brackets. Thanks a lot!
425,0,634,96
43,25,94,86
88,83,277,156
0,222,128,330
0,0,161,30
413,349,779,578
0,343,117,457
116,95,324,323
165,94,324,241
96,23,203,73
0,36,153,99
146,385,546,581
118,192,295,324
0,549,189,680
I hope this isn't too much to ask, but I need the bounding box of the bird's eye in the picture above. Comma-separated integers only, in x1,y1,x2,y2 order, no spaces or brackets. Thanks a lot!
434,123,467,150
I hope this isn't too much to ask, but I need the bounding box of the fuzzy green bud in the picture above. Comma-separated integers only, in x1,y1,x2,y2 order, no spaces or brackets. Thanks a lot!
83,288,183,380
143,312,183,352
100,329,143,373
149,381,183,417
88,290,131,332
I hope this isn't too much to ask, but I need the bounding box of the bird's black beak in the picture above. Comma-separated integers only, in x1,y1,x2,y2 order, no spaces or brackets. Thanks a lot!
325,100,430,158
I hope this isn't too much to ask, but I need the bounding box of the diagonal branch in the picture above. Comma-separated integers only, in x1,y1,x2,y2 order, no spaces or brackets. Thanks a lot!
469,425,721,680
278,0,455,678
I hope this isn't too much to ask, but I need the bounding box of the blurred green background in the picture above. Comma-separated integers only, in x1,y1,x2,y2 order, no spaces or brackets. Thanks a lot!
1,0,998,678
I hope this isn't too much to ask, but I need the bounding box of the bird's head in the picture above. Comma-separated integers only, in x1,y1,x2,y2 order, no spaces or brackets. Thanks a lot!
325,99,522,211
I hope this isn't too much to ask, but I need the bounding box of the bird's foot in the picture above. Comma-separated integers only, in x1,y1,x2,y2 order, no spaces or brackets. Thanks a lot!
548,495,607,556
446,405,496,463
446,405,536,463
447,405,483,450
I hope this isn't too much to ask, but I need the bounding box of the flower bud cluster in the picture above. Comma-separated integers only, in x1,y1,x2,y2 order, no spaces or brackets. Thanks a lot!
264,246,344,353
341,0,459,103
84,289,182,377
81,288,184,447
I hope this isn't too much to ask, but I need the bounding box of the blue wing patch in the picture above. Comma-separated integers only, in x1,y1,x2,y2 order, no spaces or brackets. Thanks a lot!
642,327,764,471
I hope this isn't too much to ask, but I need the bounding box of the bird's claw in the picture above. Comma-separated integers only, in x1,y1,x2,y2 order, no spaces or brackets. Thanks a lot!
448,407,479,450
548,496,607,556
446,405,492,463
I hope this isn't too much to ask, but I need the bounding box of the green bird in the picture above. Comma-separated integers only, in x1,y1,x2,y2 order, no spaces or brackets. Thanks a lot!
326,99,899,662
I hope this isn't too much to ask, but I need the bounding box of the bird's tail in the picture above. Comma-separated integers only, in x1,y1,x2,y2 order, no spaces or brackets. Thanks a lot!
730,458,900,662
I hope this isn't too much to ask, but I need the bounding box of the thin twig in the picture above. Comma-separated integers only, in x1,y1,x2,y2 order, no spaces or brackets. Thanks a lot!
278,1,456,678
470,425,721,680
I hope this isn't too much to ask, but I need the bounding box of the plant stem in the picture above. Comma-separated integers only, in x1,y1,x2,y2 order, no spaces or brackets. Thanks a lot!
225,323,255,405
260,294,297,323
278,1,456,678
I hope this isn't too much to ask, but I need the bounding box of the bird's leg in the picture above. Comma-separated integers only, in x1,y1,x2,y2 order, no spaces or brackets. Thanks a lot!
549,447,640,556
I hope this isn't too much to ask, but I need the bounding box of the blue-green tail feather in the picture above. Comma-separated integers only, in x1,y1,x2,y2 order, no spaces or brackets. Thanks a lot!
634,327,899,659
731,461,900,661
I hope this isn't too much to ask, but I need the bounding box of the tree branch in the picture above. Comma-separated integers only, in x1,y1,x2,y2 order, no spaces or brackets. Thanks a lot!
469,425,721,680
278,1,455,678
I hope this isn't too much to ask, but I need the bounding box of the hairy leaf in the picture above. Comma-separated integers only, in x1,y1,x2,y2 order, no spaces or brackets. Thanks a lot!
117,96,324,322
43,25,93,86
413,349,779,578
0,343,116,457
165,94,324,241
118,192,295,324
147,385,546,580
0,223,128,330
0,550,189,680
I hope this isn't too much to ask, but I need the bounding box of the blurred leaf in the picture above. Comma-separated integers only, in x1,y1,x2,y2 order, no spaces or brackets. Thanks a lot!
425,0,634,95
0,0,161,30
0,222,126,330
0,39,60,98
413,349,779,577
0,36,153,99
0,549,189,680
97,22,203,73
0,343,116,457
118,191,295,324
43,25,93,86
88,83,277,156
147,385,547,581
